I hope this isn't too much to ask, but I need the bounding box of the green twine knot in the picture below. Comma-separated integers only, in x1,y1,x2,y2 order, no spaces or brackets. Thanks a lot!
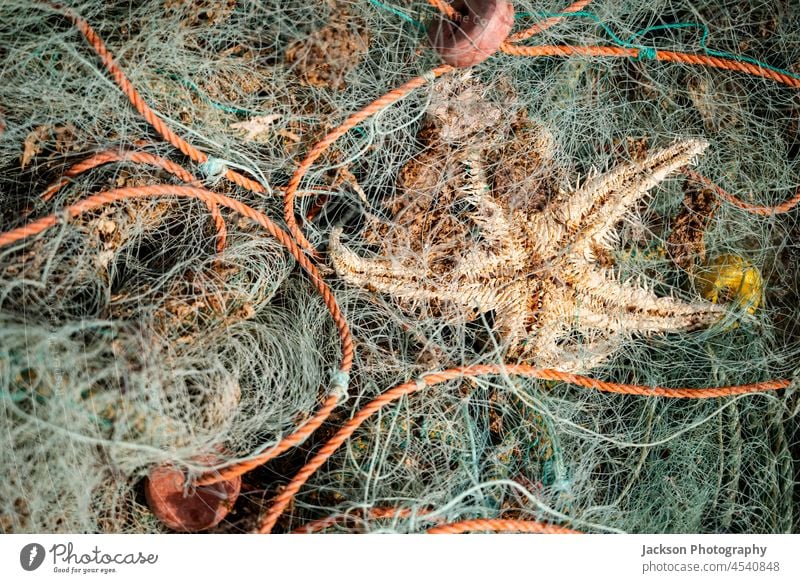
199,157,228,183
636,47,658,60
330,370,350,401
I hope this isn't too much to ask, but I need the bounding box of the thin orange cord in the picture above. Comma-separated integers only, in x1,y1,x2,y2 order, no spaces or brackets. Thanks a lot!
506,0,595,43
682,167,800,216
258,365,789,533
282,64,454,253
0,185,354,449
426,518,580,534
24,1,799,533
427,0,457,20
293,507,577,534
499,44,800,90
196,392,341,486
39,149,227,252
46,2,267,194
291,506,440,534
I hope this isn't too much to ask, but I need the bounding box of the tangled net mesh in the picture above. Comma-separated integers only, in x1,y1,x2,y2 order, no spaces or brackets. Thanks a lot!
0,0,798,534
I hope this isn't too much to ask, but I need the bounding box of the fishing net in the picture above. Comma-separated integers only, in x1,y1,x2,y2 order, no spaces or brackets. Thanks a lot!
0,0,798,533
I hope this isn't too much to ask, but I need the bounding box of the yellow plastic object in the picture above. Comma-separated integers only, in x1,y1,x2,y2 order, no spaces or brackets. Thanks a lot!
696,254,763,314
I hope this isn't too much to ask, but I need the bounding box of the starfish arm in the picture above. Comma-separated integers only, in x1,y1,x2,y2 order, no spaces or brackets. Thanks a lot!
535,335,619,374
546,139,709,260
522,317,568,367
488,279,533,349
516,284,571,362
329,228,431,288
517,284,630,373
453,193,528,280
330,228,507,319
571,266,726,334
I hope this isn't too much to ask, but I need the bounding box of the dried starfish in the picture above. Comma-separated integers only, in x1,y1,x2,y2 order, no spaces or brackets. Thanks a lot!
330,76,725,372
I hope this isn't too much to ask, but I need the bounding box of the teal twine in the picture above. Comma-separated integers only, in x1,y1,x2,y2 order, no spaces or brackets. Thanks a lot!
368,0,424,30
157,70,270,117
521,10,800,81
628,20,800,81
542,458,555,486
635,47,658,61
3,390,29,403
32,47,62,74
367,0,800,83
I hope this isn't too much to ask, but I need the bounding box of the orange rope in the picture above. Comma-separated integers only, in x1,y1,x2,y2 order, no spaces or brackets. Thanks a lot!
291,506,439,534
506,0,595,43
414,0,793,93
427,0,457,20
293,507,577,534
39,149,227,252
29,2,798,533
291,511,359,535
0,185,355,460
33,3,358,485
426,518,580,534
682,167,800,216
196,392,341,486
282,64,454,253
41,151,193,203
259,364,788,533
499,44,800,90
47,2,267,194
0,184,354,370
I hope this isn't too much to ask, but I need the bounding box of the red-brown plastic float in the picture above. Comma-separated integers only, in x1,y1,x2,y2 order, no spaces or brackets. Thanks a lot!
427,0,515,68
145,456,241,532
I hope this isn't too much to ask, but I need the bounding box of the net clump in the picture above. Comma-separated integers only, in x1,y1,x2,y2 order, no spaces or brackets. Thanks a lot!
0,0,798,534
